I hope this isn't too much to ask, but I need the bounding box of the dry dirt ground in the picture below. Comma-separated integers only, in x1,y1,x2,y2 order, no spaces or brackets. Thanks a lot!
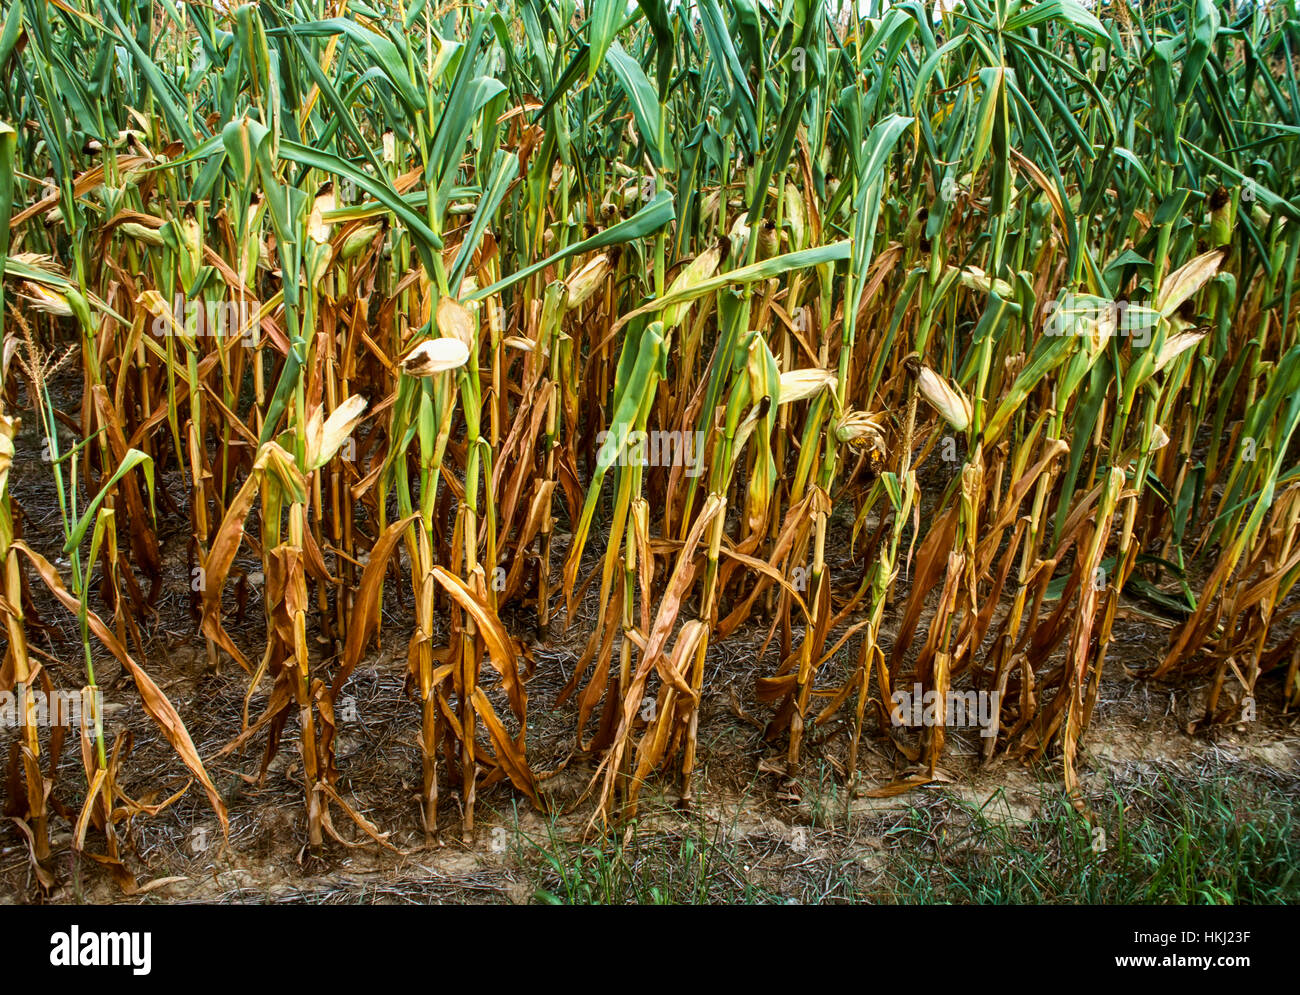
1,373,1297,904
2,650,1294,904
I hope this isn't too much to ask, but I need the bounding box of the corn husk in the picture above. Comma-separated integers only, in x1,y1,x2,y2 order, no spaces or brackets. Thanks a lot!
778,368,837,405
436,297,477,350
306,395,368,471
402,337,471,376
916,367,972,432
563,254,611,311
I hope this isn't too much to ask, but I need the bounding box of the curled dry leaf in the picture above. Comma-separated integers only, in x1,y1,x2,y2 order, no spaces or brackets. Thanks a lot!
333,514,418,698
1156,248,1224,317
12,541,228,836
306,394,368,470
1154,330,1207,372
0,413,16,499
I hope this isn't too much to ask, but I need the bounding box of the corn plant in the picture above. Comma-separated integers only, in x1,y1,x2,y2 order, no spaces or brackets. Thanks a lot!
0,0,1297,886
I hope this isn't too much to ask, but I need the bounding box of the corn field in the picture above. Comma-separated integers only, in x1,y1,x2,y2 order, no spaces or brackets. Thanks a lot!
0,0,1298,887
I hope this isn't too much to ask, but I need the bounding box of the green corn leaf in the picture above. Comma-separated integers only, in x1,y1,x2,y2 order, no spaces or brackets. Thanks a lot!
64,450,154,554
